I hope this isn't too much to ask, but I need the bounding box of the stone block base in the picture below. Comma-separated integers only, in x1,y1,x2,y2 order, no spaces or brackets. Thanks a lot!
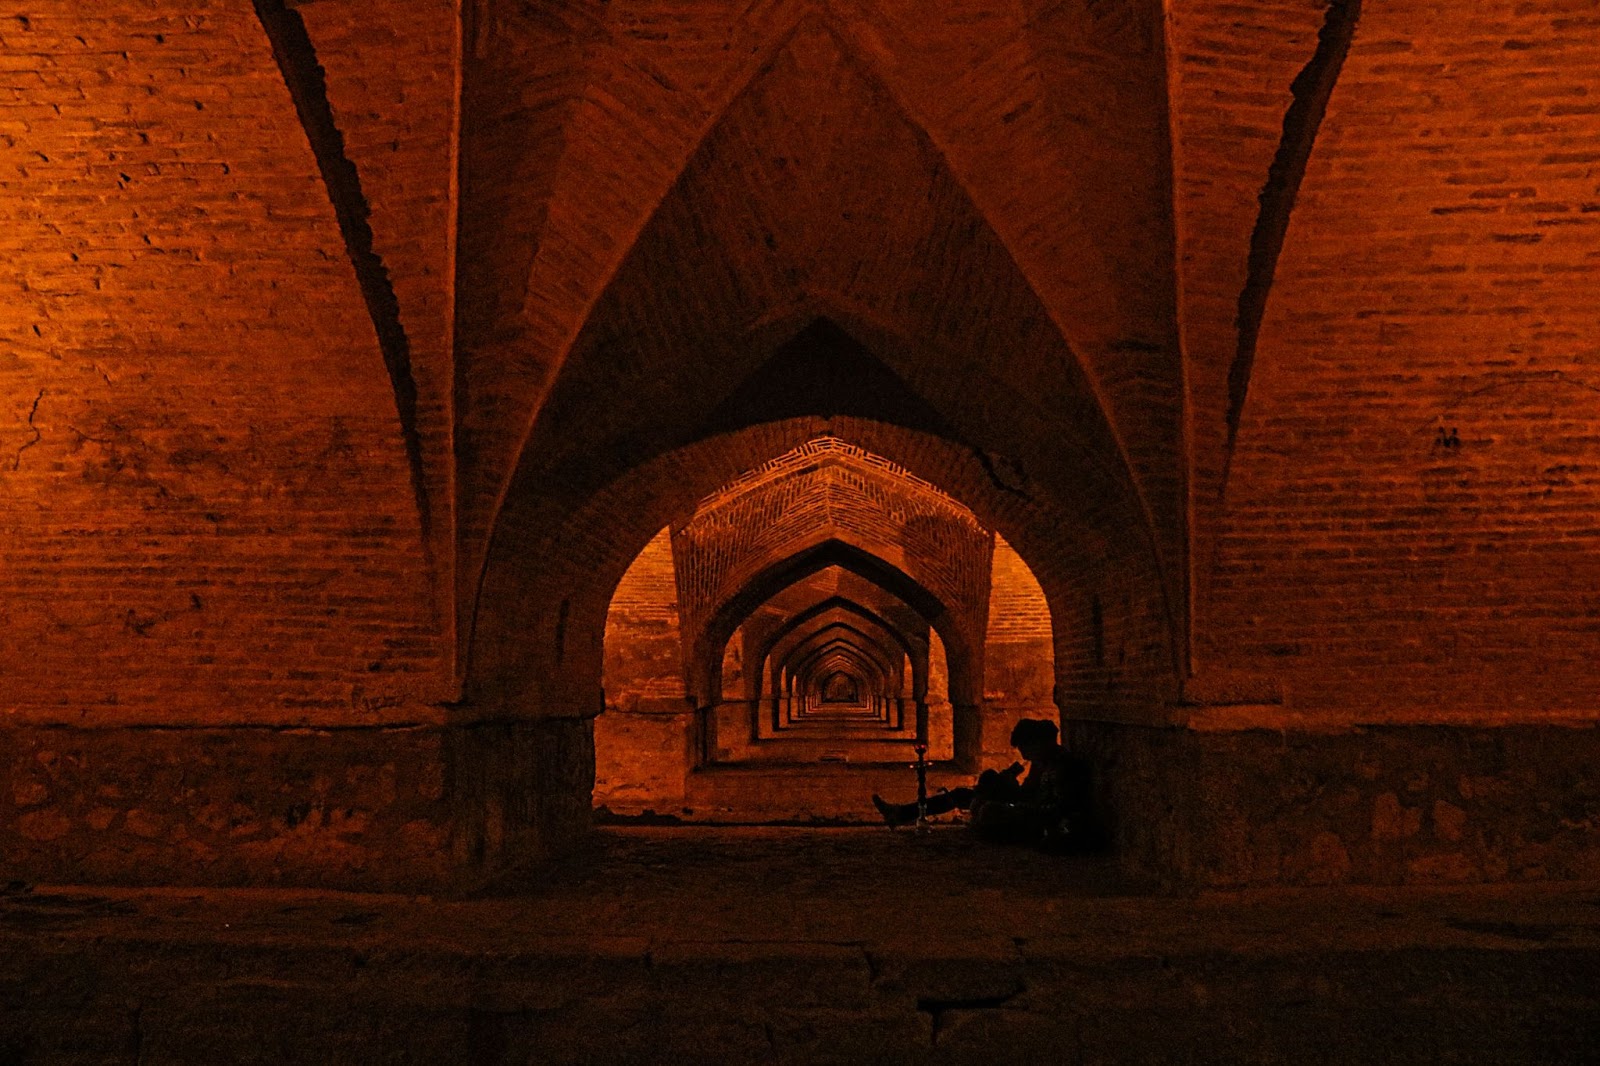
0,723,453,892
1068,720,1600,889
6,717,1598,893
0,717,598,893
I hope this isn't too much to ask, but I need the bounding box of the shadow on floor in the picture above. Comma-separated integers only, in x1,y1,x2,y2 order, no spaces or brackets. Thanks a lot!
479,824,1146,906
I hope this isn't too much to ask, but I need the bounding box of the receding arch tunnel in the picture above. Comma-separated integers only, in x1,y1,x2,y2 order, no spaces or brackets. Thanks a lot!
580,436,1101,821
464,182,1177,845
11,2,1600,1055
443,1,1186,867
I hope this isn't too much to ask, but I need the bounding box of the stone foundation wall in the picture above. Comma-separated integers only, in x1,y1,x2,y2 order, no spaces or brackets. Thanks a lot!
0,716,601,894
9,717,1596,894
594,708,696,815
447,717,595,888
1070,720,1600,889
0,723,453,893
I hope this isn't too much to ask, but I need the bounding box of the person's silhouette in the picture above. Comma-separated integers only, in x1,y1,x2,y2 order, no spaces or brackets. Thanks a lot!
871,718,1093,848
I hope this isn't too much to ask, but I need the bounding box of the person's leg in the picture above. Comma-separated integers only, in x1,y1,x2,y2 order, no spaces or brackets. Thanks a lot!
923,787,974,816
872,786,975,826
974,769,1022,804
871,794,913,825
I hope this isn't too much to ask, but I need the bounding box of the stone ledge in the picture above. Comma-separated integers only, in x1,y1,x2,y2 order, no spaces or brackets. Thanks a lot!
4,878,1600,1065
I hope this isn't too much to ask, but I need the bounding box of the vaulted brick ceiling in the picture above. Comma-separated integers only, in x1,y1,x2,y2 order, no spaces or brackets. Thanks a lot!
758,598,921,689
240,0,1567,721
754,599,919,705
5,0,1598,814
265,0,1376,699
667,440,982,709
453,1,1184,652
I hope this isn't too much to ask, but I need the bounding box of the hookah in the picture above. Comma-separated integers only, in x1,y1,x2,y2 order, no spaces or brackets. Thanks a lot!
912,743,931,833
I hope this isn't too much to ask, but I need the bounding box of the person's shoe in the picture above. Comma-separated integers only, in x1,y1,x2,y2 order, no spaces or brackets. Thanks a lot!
872,794,910,828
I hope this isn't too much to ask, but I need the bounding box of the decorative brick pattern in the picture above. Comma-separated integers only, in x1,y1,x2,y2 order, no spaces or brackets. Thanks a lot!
671,439,993,671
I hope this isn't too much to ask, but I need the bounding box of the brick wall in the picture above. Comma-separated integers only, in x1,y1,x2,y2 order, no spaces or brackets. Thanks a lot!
1199,0,1600,722
0,3,441,727
671,440,994,700
1168,0,1333,640
983,535,1054,693
982,534,1057,760
602,528,686,711
295,0,459,638
595,528,693,813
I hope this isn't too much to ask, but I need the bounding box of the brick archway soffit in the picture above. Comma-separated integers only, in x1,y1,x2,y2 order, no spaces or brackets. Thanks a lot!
482,314,1167,675
758,597,922,676
680,442,985,538
788,628,893,669
809,662,871,692
794,640,891,682
791,641,892,691
780,626,901,685
793,661,891,707
799,665,881,705
692,537,979,707
467,416,1178,710
793,653,890,704
673,465,992,645
773,619,907,677
459,9,1183,627
685,526,977,667
751,565,931,639
816,669,866,701
753,598,924,702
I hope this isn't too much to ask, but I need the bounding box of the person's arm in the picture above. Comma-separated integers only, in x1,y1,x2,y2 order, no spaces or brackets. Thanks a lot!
1015,759,1062,810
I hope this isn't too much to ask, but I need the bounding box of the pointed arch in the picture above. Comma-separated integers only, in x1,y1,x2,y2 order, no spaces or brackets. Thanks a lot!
751,595,923,701
469,416,1177,726
457,17,1176,662
690,538,977,710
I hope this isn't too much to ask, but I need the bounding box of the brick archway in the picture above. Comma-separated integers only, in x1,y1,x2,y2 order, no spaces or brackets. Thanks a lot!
463,417,1176,867
753,597,926,703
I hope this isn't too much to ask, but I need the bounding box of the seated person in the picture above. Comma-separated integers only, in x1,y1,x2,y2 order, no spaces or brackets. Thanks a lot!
871,718,1095,850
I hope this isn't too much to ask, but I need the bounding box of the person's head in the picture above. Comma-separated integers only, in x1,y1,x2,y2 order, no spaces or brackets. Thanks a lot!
1009,718,1059,761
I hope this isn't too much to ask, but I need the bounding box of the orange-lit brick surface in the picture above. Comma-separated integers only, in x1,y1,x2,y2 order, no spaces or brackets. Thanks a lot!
593,444,1058,818
1204,0,1600,722
0,3,441,728
0,0,1596,913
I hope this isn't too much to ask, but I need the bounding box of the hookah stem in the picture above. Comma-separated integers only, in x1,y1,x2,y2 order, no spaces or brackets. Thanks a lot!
914,744,928,822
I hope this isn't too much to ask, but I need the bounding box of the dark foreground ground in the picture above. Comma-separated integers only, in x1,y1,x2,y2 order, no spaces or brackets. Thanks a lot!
3,826,1599,1064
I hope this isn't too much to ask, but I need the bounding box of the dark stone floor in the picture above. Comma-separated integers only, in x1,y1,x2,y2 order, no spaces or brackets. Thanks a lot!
4,827,1600,1064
